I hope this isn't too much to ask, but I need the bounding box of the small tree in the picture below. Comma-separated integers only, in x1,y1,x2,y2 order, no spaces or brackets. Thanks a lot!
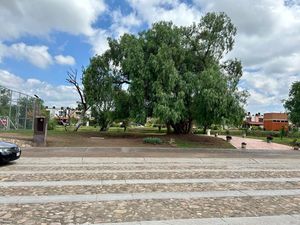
284,81,300,127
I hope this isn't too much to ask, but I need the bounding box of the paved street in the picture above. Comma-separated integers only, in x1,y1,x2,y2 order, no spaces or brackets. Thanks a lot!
1,154,300,224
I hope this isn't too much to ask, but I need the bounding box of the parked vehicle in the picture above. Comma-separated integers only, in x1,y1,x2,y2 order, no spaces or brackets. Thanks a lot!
0,141,21,163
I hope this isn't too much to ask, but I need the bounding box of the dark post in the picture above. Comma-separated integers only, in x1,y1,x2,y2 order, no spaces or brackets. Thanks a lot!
33,116,48,146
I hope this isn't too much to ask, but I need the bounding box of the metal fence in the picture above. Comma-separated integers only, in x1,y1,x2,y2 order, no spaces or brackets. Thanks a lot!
0,85,38,130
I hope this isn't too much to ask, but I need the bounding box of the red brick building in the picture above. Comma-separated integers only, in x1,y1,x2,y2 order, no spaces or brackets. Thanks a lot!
263,113,288,131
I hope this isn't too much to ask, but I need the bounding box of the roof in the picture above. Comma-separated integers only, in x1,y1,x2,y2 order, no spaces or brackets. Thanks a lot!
245,121,264,126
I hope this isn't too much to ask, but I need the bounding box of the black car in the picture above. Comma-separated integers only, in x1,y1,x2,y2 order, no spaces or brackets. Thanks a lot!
0,141,21,163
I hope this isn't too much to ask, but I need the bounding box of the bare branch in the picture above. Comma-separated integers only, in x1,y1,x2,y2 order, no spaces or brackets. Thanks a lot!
66,69,88,111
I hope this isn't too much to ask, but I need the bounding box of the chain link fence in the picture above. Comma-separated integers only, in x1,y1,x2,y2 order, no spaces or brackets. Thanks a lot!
0,85,38,130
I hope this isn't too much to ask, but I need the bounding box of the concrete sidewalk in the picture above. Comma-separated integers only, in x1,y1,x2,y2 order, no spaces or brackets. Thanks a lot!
219,135,292,150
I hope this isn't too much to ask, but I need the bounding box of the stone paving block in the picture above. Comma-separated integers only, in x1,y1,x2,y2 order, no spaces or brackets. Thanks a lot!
1,156,300,224
222,214,300,225
94,215,300,225
96,193,133,201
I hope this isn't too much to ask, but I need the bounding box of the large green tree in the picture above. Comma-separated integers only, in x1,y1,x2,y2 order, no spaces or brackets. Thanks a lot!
83,12,247,134
284,81,300,127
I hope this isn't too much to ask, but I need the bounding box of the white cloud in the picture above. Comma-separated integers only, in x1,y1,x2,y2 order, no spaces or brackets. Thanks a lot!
88,10,142,55
89,29,110,56
112,10,142,28
54,55,76,66
128,0,202,26
193,0,300,113
0,0,108,60
110,10,142,38
242,70,299,113
0,69,79,107
0,42,53,68
0,42,77,68
0,0,106,41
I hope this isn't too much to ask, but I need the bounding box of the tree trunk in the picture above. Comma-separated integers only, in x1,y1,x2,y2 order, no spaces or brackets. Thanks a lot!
203,125,208,134
74,119,84,132
73,109,87,132
171,120,193,134
166,122,171,134
100,126,108,131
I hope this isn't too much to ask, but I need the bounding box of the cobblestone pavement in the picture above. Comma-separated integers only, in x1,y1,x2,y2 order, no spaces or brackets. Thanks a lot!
1,157,300,224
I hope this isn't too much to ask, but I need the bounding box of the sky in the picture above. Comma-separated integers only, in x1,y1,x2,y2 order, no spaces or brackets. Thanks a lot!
0,0,300,113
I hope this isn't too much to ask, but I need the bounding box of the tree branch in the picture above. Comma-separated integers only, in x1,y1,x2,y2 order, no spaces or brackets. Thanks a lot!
66,69,88,111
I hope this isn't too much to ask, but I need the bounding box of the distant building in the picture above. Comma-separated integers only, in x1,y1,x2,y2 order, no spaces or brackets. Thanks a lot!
45,106,91,125
263,113,289,131
244,112,264,129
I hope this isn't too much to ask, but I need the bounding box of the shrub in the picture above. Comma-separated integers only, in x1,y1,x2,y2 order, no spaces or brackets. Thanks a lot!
69,117,78,126
266,135,273,141
143,137,163,144
212,125,220,130
291,139,300,147
47,119,57,130
226,135,232,141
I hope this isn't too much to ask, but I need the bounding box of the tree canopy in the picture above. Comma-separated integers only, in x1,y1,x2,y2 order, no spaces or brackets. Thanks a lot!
83,12,247,133
284,81,300,127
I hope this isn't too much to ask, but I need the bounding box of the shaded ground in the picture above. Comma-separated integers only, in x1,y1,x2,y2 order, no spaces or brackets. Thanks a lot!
0,130,233,149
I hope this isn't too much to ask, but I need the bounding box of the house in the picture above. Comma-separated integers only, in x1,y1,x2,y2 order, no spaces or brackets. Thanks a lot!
45,106,91,125
244,112,264,129
263,113,288,131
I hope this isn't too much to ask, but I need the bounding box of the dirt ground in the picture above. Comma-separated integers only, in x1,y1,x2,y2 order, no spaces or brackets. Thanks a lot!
0,131,233,149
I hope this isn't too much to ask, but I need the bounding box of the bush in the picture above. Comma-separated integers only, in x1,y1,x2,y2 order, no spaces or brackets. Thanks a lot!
266,135,273,141
212,125,220,130
69,117,78,126
287,131,300,138
143,137,163,144
47,119,57,130
291,139,300,147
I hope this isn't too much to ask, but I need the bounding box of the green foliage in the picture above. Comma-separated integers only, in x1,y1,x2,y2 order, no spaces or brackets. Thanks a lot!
69,117,78,125
280,127,286,140
0,88,10,116
251,126,262,130
91,107,112,131
83,54,115,131
284,81,300,127
113,90,130,121
83,12,247,134
291,139,299,146
143,137,163,144
47,119,57,130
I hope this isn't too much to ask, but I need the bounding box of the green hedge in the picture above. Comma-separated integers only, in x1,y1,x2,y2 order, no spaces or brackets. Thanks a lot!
143,137,163,144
